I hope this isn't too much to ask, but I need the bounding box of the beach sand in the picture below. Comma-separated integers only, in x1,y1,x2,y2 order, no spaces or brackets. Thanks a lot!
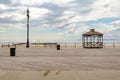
0,71,120,80
0,47,120,79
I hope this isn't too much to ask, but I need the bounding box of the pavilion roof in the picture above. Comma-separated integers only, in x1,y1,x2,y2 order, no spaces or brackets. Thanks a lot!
82,29,103,36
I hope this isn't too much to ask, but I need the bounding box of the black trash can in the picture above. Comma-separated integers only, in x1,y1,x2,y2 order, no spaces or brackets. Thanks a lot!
10,48,16,56
57,44,60,50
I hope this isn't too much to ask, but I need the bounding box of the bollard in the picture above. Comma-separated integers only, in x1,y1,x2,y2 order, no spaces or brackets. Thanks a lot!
57,44,60,50
10,48,16,56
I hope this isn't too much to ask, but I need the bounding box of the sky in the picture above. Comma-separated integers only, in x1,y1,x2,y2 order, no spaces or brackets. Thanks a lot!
0,0,120,42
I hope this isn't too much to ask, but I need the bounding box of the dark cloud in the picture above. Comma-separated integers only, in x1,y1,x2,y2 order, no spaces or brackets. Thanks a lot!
0,0,95,29
0,0,19,7
103,4,110,8
38,0,95,27
70,0,95,14
40,2,68,25
71,0,94,6
0,0,11,5
0,17,25,24
0,8,17,14
40,2,67,12
0,17,14,23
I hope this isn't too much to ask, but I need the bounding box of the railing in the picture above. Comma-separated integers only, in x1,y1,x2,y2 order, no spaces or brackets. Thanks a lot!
0,41,120,48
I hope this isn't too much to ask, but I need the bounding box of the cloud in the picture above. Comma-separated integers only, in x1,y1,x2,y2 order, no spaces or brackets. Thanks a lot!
0,4,9,10
88,20,120,38
70,0,94,14
62,19,120,40
10,0,51,6
1,0,120,28
96,20,120,33
29,7,50,20
111,20,120,27
74,27,90,36
0,27,6,32
40,2,68,25
66,0,120,23
0,0,120,41
0,0,11,5
0,23,26,30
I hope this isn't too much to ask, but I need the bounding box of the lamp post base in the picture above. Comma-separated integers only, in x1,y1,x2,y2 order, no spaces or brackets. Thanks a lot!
26,41,30,48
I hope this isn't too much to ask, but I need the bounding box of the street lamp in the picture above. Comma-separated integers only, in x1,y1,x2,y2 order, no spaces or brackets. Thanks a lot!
26,8,30,48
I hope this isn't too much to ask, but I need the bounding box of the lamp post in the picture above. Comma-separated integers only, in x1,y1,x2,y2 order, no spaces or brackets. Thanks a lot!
26,8,30,48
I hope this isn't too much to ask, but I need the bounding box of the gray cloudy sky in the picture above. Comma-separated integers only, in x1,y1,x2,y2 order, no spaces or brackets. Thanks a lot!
0,0,120,42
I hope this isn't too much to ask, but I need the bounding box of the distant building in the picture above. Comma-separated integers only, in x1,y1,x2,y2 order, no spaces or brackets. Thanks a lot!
82,29,103,48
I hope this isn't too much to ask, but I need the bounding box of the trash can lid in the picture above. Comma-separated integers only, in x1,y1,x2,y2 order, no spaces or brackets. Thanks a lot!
10,48,16,50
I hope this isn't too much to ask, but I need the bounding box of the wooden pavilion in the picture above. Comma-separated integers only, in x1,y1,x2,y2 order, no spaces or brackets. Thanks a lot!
82,29,103,48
